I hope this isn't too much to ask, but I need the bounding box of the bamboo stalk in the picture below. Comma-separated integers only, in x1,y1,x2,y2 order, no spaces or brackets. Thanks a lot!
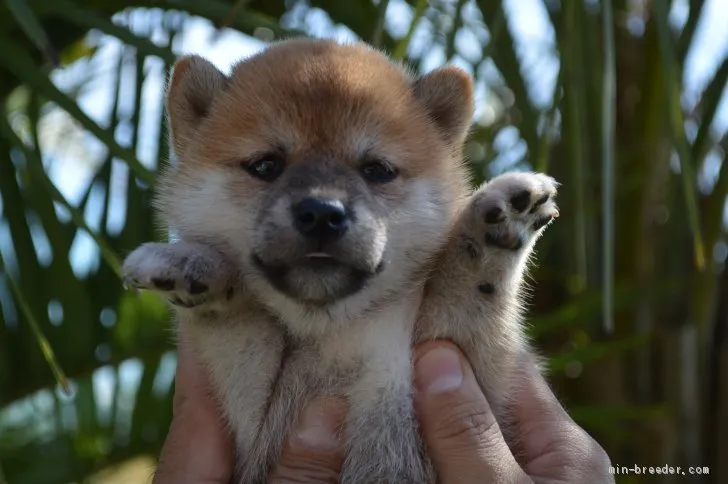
601,0,616,333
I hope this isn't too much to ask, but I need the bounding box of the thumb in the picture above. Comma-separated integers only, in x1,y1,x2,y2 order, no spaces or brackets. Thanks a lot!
154,332,234,483
269,397,348,483
413,341,531,484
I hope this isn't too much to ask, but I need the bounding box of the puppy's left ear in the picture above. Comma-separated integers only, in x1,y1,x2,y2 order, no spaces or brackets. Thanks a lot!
412,66,474,146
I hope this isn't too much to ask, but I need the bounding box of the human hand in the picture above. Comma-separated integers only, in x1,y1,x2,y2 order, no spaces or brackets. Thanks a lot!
152,332,233,484
412,340,614,483
153,336,613,483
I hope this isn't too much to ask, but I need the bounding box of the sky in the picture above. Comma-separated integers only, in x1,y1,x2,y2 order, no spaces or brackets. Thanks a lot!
1,0,728,436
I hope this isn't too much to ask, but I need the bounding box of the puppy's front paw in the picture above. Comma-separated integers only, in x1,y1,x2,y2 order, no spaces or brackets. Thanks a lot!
467,172,559,252
122,242,237,308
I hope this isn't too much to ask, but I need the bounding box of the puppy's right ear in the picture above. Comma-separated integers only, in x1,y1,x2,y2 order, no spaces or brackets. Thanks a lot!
165,55,228,157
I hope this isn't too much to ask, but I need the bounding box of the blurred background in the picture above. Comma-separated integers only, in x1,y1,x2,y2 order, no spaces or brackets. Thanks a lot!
0,0,726,482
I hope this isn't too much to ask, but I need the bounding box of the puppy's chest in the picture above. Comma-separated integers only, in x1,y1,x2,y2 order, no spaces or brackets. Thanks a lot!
279,332,365,392
277,298,420,391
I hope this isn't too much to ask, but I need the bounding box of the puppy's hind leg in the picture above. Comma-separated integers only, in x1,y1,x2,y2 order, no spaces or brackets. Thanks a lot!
232,345,312,484
337,302,432,484
341,379,431,484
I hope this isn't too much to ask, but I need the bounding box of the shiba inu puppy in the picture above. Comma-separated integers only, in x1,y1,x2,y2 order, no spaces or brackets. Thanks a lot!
122,38,558,483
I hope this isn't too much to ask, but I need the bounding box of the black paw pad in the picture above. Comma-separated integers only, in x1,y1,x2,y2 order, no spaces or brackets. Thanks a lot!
151,277,175,291
510,190,532,212
532,215,554,231
478,283,495,294
186,277,208,295
170,295,196,308
485,232,523,251
485,207,505,224
530,193,550,213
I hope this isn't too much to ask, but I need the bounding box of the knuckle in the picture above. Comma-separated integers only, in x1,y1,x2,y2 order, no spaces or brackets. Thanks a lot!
540,423,614,480
270,460,340,483
586,438,613,477
271,436,343,484
430,399,500,448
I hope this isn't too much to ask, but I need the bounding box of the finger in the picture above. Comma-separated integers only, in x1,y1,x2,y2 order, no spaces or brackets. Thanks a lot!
413,341,531,484
510,360,612,482
269,397,348,484
153,330,234,484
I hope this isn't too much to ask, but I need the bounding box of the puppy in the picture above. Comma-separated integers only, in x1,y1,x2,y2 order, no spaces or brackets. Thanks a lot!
122,38,558,483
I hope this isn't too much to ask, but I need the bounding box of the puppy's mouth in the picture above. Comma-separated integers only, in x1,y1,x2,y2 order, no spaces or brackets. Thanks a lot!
304,252,334,260
251,253,384,304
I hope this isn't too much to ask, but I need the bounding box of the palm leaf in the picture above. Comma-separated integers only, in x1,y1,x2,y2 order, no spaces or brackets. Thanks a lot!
4,0,58,66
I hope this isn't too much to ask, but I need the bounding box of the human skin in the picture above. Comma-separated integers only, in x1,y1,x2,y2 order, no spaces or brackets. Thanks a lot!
153,333,613,484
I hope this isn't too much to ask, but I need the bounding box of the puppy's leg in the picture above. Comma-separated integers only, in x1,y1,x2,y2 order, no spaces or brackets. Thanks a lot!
237,326,428,484
234,304,430,484
122,241,238,309
123,242,284,466
184,311,284,482
419,172,559,430
341,374,431,484
336,299,431,484
234,346,315,484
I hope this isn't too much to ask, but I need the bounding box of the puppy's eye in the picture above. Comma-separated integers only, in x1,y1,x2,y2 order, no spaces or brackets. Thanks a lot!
245,154,285,182
360,160,398,184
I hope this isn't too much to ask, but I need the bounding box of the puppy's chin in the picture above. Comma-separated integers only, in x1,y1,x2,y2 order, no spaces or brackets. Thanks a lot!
252,255,383,305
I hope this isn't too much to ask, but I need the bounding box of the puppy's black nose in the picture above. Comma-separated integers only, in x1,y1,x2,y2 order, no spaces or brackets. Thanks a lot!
293,197,350,240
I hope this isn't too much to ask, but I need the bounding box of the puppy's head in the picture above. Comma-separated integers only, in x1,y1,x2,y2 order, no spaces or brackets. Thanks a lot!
158,39,473,310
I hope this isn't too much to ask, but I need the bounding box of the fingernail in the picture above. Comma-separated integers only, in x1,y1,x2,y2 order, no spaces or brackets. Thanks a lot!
295,398,344,451
415,347,464,395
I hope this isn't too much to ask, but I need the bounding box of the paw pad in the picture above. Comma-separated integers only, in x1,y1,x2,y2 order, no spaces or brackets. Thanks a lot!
120,243,235,310
151,277,175,291
478,282,495,294
485,207,505,224
170,295,196,308
186,277,208,295
509,190,532,212
485,232,524,251
469,172,559,254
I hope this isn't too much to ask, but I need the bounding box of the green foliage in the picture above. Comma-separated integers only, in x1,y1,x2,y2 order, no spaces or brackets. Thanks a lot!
0,0,726,482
